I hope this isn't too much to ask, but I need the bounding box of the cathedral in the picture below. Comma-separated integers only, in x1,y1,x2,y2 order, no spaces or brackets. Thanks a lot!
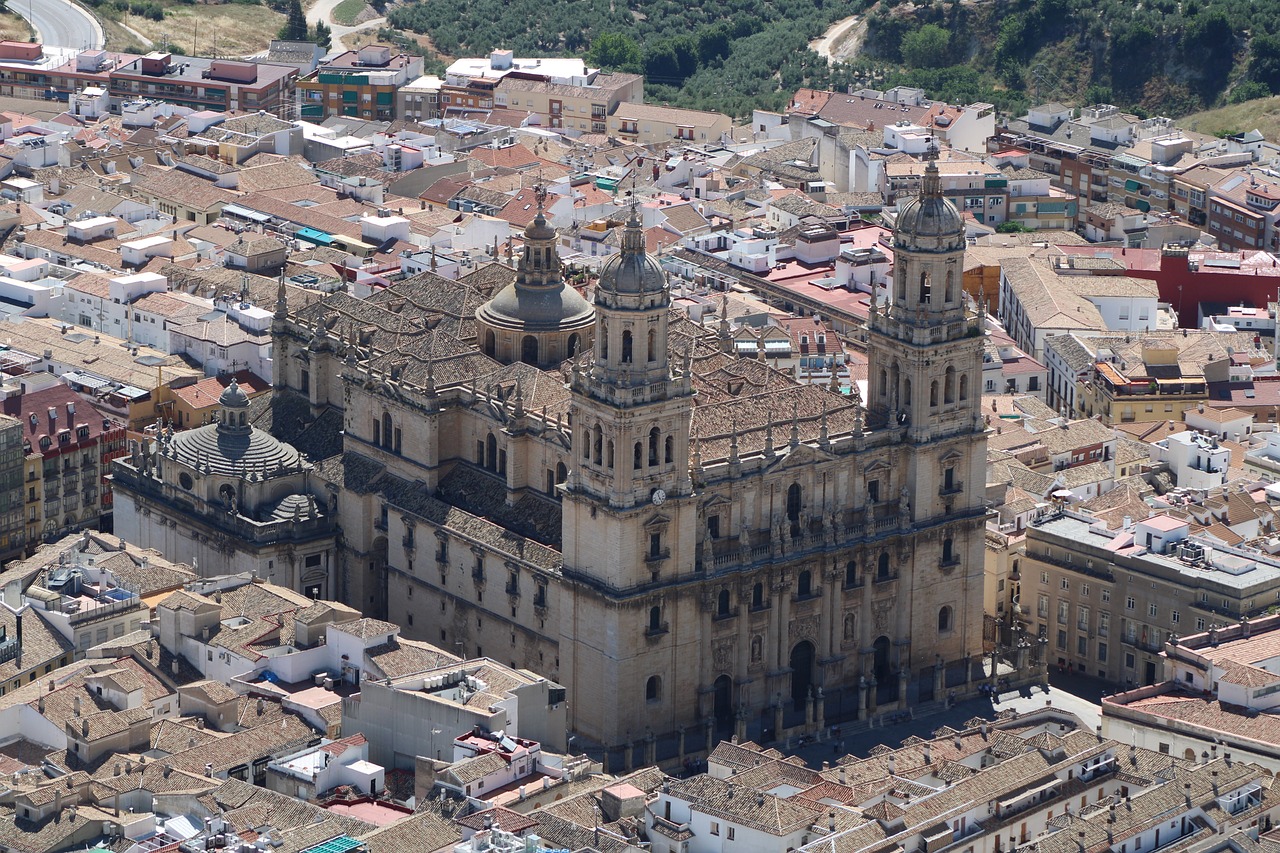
113,158,989,764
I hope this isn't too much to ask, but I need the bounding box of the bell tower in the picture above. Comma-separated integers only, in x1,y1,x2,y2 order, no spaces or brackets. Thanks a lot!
562,205,696,583
867,150,985,522
559,204,700,747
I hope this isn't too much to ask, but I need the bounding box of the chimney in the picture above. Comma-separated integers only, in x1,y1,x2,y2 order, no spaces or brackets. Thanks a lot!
54,789,62,813
81,718,88,738
73,695,81,717
163,763,172,778
923,744,932,764
1184,782,1192,807
887,755,896,775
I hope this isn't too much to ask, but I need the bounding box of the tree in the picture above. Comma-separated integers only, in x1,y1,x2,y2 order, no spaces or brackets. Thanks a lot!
311,19,332,47
900,23,950,69
279,0,308,41
586,32,642,72
1251,33,1280,92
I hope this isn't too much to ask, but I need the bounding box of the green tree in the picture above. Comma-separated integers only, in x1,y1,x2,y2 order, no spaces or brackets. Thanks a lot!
279,0,308,41
1251,33,1280,91
311,19,332,47
586,32,642,72
1229,80,1270,103
901,23,950,68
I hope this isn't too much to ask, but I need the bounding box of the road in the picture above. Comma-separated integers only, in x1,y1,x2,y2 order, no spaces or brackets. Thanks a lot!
15,0,104,49
306,0,385,57
809,14,867,64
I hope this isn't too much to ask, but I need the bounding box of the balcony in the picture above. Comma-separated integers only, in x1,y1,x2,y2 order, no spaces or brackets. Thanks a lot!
939,481,964,497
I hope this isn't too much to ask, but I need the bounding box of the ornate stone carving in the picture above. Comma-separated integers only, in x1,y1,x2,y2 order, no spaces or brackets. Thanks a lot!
872,598,895,633
712,640,734,674
790,615,819,644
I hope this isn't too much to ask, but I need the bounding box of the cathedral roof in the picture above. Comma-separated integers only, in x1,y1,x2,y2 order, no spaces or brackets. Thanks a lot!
166,421,306,477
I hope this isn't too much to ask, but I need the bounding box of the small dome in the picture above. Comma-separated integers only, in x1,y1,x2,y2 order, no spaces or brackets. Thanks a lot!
597,207,665,295
598,250,666,296
219,379,250,409
895,156,964,250
896,193,964,242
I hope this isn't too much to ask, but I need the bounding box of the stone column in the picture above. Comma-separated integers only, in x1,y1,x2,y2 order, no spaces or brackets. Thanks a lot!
805,688,815,725
645,730,656,766
705,717,714,755
897,667,910,711
773,693,785,739
677,725,686,764
821,566,840,660
866,676,878,716
775,579,791,672
735,705,747,743
736,583,751,684
624,741,634,772
857,676,868,720
815,686,825,731
934,655,946,701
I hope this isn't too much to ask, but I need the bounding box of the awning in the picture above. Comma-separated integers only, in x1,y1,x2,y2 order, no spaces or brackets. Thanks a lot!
222,203,270,223
62,371,109,390
765,341,790,351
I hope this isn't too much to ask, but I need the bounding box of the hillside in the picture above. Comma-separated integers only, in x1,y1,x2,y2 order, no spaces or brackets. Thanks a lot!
384,0,1280,121
1178,96,1280,141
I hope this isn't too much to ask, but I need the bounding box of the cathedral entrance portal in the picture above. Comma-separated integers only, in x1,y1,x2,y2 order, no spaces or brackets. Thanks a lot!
712,674,733,732
790,640,815,709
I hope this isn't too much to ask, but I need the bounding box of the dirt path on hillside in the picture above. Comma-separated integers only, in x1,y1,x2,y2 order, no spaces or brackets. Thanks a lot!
809,14,868,63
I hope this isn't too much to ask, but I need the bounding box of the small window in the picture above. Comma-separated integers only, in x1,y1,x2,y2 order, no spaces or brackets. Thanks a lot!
645,675,661,702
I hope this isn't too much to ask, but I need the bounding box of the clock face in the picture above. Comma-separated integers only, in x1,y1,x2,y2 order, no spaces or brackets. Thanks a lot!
652,489,667,505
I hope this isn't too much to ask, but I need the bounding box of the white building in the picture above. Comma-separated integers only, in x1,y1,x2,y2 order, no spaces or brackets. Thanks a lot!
1151,430,1231,490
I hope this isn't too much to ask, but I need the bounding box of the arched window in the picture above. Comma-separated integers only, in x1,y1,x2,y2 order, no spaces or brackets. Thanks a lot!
942,537,955,563
567,333,579,358
485,433,497,472
930,381,938,407
903,377,912,411
606,440,615,469
633,442,643,470
664,435,674,464
373,417,381,446
944,269,954,303
944,366,955,404
786,483,802,538
581,429,590,460
601,333,608,360
959,373,969,401
717,589,731,617
484,330,496,357
647,328,657,362
645,675,661,701
554,462,566,497
621,330,633,363
877,552,890,580
238,412,245,426
879,368,888,397
797,570,812,597
382,413,392,448
938,606,953,633
649,606,662,632
648,428,660,466
752,582,764,609
919,271,931,304
521,335,539,365
593,425,603,466
896,269,907,302
845,560,857,587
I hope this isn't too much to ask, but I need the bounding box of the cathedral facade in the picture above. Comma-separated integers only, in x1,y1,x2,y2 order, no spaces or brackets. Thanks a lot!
134,161,989,762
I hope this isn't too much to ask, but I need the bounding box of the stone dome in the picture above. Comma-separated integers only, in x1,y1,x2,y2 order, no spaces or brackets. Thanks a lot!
597,208,665,296
895,157,964,250
477,280,595,333
167,423,305,477
219,379,250,409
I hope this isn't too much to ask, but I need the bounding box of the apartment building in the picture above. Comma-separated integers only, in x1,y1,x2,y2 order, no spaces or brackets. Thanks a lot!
298,45,425,121
1016,505,1280,689
608,102,732,146
4,384,126,544
494,71,643,133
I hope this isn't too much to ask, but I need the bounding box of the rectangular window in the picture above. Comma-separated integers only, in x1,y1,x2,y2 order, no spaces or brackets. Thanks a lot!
1077,635,1088,656
1171,610,1179,623
1126,596,1136,611
710,823,720,837
1060,578,1070,591
1098,642,1108,663
1041,571,1050,585
1058,599,1069,625
1038,595,1049,619
1125,653,1136,669
1102,588,1111,602
1057,629,1067,650
1081,583,1090,597
1098,612,1110,637
1149,603,1158,618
